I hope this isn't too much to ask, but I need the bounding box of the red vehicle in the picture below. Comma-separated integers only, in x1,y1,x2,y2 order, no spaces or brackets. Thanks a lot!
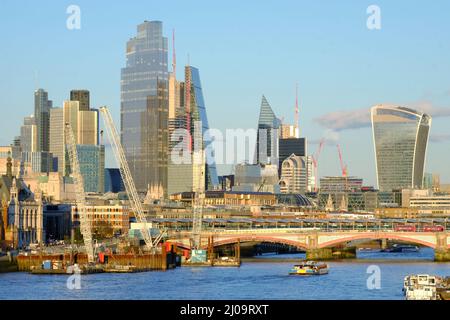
423,225,445,232
394,224,416,232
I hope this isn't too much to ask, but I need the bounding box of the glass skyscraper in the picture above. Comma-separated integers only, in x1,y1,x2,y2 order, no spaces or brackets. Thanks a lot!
34,89,52,152
167,66,219,195
121,21,169,194
371,105,432,192
255,95,281,165
186,66,219,189
76,145,105,193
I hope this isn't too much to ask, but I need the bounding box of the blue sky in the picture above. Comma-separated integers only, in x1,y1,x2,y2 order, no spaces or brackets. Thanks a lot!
1,0,450,186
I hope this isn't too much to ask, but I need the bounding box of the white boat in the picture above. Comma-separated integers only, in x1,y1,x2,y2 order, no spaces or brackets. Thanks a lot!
403,274,441,300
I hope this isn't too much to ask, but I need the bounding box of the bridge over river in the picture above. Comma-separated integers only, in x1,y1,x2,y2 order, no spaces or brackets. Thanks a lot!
157,218,450,261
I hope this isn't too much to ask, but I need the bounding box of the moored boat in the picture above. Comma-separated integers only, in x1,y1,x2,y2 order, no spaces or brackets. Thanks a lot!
289,261,329,276
403,274,440,300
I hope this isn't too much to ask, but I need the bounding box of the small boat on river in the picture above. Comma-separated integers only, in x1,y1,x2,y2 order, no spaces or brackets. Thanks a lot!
289,261,329,276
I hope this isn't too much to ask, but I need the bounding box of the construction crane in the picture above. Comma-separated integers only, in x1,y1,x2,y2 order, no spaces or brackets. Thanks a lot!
295,83,299,138
311,139,325,192
64,123,95,263
99,106,160,252
336,144,348,177
337,143,349,193
191,120,205,250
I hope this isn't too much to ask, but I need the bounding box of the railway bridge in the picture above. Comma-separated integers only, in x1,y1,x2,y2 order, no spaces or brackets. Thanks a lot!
167,229,450,261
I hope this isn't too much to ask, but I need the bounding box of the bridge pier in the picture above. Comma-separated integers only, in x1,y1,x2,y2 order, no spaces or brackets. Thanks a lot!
435,234,450,262
306,247,356,261
435,249,450,262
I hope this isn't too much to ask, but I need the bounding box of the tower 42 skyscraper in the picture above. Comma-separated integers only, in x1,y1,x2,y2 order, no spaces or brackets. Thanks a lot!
121,21,169,194
371,105,432,192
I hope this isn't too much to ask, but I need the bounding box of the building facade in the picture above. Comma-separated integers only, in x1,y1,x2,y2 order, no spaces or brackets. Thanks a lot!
71,204,130,236
371,105,432,192
34,89,53,153
76,145,105,193
121,20,169,194
255,95,280,166
19,115,37,153
104,168,125,193
278,138,306,176
279,154,308,194
70,89,90,111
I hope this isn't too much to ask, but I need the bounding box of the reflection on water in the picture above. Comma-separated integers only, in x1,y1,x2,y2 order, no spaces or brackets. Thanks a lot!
0,248,448,300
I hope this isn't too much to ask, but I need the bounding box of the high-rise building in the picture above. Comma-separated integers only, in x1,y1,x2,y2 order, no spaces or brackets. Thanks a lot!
34,89,53,152
371,105,432,191
278,138,306,176
279,154,308,194
78,109,99,145
49,100,102,188
21,151,53,174
185,66,219,190
167,66,219,195
255,95,281,166
20,115,37,153
70,90,90,111
76,145,105,193
104,168,125,193
49,108,64,173
121,21,169,194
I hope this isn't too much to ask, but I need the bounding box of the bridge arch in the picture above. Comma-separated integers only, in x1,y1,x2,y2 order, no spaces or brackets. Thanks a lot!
319,233,437,249
210,236,308,250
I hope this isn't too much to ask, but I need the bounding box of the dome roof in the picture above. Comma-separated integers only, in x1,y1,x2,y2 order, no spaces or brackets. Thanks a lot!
276,193,313,207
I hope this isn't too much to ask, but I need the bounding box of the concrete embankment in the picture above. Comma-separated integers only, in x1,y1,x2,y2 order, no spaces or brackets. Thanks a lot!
17,251,173,272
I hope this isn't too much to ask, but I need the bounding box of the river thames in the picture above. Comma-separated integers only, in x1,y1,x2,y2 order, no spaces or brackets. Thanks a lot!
0,248,449,300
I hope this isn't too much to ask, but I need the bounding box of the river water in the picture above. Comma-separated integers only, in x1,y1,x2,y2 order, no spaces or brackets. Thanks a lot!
0,248,448,300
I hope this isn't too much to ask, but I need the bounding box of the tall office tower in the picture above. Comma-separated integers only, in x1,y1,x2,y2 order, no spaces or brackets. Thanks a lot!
70,90,90,111
20,115,37,153
78,109,99,145
77,145,105,193
49,108,64,173
371,105,432,191
34,89,53,152
167,66,219,195
185,66,219,190
255,95,281,165
278,138,306,177
50,101,103,179
121,21,169,194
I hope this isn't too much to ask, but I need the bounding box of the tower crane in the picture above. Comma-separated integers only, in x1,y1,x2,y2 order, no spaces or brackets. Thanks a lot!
64,123,95,263
336,144,348,177
191,121,205,250
99,106,163,252
337,143,349,193
311,139,325,192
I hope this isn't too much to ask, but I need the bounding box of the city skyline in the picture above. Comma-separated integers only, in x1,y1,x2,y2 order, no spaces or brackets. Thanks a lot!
2,1,450,186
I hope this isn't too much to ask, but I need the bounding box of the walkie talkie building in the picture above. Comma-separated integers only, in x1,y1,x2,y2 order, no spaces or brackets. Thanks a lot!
371,105,432,192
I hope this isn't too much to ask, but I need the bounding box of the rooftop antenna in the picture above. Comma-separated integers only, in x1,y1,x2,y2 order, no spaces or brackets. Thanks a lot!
295,83,299,138
172,29,176,77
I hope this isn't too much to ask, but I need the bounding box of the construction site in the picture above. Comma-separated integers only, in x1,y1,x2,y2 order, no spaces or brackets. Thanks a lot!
13,105,234,275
